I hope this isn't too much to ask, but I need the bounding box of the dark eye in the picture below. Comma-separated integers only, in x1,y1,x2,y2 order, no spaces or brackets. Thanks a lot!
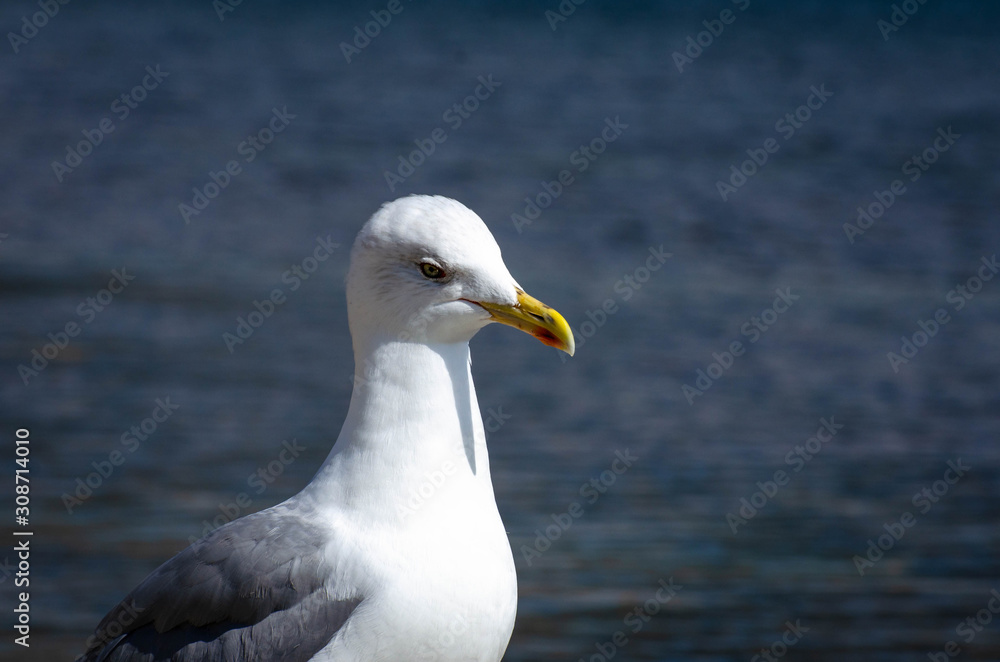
420,262,446,279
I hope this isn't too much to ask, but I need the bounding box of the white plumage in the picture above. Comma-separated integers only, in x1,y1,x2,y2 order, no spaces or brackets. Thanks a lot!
83,195,574,662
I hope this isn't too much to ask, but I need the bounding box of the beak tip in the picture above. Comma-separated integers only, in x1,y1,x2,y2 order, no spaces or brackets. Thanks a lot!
477,290,576,357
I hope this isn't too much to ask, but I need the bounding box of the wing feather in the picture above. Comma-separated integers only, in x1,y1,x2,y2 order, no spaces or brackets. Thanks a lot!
79,503,360,662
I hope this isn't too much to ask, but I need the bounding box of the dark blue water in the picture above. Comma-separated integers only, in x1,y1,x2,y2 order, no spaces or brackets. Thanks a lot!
1,1,999,660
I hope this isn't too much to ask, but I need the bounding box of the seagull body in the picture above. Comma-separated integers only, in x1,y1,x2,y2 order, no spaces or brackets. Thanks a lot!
81,196,574,661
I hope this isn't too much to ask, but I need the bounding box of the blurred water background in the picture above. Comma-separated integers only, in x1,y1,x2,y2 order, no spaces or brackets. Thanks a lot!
1,1,999,660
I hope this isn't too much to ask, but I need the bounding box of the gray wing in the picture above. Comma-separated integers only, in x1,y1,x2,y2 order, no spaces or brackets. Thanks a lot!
78,504,361,662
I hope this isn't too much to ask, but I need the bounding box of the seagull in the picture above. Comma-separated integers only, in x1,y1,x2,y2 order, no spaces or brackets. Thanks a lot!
80,195,575,662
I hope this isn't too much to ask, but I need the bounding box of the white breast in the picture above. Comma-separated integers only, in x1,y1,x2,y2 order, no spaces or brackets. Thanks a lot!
313,472,517,662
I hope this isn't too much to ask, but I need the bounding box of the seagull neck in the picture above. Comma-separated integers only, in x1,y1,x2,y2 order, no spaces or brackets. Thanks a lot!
305,335,492,513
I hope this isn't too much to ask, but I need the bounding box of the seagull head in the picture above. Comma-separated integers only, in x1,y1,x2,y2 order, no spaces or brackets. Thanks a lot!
346,195,574,355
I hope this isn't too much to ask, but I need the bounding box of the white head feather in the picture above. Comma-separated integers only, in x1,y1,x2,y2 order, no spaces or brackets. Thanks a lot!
346,195,521,348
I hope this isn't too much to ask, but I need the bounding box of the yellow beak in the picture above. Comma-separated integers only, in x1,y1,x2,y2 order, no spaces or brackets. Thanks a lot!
475,289,575,356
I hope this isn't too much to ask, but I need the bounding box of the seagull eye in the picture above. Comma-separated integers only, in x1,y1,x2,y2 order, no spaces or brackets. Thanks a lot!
420,262,446,280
